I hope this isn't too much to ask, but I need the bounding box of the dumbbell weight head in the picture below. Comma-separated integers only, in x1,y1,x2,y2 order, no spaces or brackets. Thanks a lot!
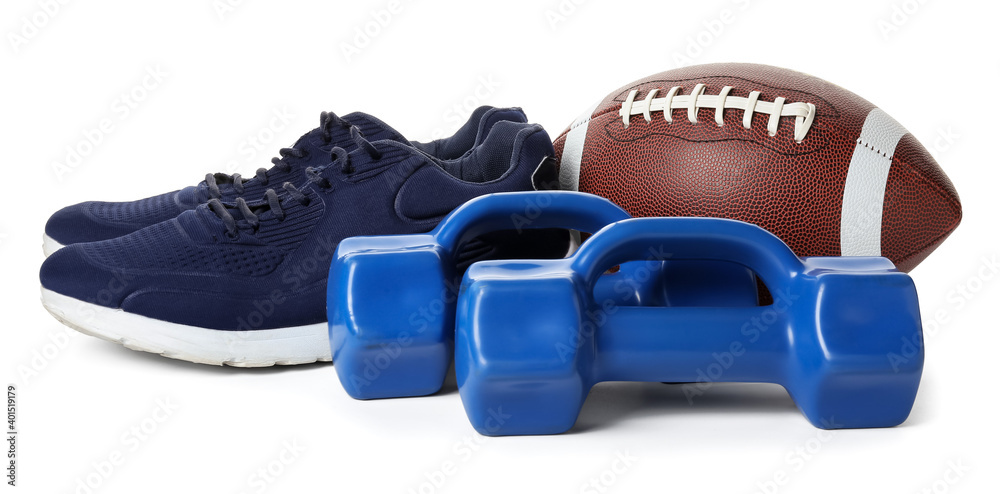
455,262,593,435
330,192,639,399
787,257,922,429
328,233,456,399
456,218,923,435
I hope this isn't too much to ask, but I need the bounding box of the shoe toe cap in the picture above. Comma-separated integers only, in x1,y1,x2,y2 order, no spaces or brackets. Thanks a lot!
44,204,89,245
44,202,129,245
40,244,130,309
45,190,190,246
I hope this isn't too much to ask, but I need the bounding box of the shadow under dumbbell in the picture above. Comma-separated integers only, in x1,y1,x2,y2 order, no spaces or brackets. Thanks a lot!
436,363,459,396
571,381,799,433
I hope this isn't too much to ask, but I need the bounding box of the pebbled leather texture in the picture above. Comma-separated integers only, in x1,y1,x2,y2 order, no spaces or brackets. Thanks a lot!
552,63,962,272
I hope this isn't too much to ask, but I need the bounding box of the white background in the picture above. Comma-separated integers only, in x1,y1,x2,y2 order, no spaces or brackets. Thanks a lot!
2,0,998,493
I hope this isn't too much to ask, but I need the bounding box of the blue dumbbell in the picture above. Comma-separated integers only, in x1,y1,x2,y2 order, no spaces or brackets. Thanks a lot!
328,191,759,400
455,217,924,436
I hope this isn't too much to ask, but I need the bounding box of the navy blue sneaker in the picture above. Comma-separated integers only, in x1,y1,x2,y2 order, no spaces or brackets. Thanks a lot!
42,106,529,255
39,120,560,366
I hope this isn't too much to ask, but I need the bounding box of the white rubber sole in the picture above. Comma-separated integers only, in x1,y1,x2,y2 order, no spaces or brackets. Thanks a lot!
40,288,332,367
42,234,64,257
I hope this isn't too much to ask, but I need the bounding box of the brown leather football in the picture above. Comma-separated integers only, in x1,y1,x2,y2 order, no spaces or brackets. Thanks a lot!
553,63,961,272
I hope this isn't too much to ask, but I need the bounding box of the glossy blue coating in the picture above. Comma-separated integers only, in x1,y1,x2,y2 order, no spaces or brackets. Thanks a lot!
328,192,759,399
455,217,924,436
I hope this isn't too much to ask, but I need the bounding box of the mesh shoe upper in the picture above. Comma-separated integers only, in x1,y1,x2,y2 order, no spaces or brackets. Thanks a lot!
44,107,528,246
40,121,556,330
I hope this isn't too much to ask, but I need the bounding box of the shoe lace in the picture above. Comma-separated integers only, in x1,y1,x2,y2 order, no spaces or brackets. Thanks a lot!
207,130,383,238
204,111,353,199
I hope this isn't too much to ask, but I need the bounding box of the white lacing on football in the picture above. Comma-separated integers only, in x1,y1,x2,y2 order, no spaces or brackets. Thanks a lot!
619,84,817,142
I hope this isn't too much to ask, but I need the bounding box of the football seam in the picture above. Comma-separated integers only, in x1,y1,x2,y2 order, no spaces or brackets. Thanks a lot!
889,154,963,264
569,115,593,131
894,153,962,211
555,83,840,144
856,138,891,158
893,221,960,267
596,114,834,157
609,77,842,118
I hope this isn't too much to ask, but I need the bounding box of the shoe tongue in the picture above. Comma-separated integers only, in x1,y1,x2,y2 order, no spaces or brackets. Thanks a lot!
473,107,528,146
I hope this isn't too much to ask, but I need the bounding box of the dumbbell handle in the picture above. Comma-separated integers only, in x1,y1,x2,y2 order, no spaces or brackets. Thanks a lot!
592,306,790,384
572,217,805,296
433,191,630,254
571,217,806,384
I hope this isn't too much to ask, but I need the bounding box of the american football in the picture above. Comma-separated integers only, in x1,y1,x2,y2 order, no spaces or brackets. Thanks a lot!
553,63,961,272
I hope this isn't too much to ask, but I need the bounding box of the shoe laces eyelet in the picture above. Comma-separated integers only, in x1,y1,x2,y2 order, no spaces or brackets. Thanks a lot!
225,230,239,240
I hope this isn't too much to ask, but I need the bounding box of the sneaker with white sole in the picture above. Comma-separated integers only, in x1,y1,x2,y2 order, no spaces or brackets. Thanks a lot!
39,120,565,367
